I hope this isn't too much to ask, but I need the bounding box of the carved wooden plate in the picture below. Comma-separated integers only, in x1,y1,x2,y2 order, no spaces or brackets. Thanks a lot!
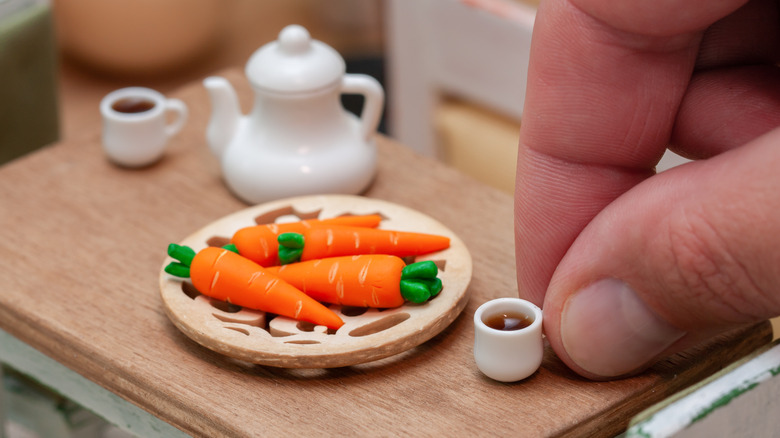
159,195,472,368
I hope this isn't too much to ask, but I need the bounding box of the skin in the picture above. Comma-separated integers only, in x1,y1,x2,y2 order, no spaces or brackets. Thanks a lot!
515,0,780,379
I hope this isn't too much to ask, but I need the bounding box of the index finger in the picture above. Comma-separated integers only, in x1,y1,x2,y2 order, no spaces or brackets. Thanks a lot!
514,0,747,304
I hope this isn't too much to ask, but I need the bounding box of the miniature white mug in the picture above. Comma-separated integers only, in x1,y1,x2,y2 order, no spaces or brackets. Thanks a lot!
473,298,544,382
100,87,188,167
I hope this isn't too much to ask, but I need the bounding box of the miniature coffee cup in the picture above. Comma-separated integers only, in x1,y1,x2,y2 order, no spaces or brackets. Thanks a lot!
100,87,188,167
473,298,544,382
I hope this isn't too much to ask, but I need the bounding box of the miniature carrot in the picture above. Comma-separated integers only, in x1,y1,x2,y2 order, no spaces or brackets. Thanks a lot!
164,243,344,329
277,226,450,264
265,255,442,308
231,215,383,267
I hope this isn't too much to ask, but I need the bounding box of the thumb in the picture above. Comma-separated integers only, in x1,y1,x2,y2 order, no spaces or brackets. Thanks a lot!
543,128,780,379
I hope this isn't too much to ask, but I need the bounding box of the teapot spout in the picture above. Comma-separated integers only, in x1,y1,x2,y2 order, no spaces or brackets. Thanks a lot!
203,76,241,157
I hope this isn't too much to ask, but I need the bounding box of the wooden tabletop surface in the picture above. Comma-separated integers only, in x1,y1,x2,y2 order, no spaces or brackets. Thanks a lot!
0,68,772,437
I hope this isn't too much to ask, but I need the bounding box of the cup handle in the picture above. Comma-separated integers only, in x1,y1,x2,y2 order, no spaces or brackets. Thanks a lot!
341,74,384,142
164,98,188,138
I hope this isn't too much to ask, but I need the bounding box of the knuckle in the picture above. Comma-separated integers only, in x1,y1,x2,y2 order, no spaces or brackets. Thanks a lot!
663,211,765,324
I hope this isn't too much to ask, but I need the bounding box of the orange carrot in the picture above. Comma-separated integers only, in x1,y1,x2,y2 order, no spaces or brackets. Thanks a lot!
277,225,450,264
265,255,442,307
164,244,344,329
231,215,382,266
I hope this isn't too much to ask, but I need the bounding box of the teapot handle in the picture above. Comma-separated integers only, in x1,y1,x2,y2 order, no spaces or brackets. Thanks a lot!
341,74,385,142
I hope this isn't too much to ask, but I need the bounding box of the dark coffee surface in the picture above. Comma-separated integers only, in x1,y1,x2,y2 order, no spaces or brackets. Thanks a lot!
112,97,155,114
483,312,534,331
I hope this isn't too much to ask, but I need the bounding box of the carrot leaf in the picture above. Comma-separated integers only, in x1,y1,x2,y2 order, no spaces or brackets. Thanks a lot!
164,261,190,278
167,243,196,266
223,243,239,254
400,261,441,302
278,232,305,264
278,232,305,248
166,243,196,277
400,280,431,303
401,261,438,279
278,246,302,265
418,277,443,297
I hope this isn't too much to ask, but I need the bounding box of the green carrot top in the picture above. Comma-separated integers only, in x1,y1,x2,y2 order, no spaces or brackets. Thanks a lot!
165,243,238,278
277,233,305,265
399,260,442,303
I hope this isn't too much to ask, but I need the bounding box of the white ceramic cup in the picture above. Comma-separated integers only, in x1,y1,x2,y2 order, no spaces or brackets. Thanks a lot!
473,298,544,382
100,87,188,167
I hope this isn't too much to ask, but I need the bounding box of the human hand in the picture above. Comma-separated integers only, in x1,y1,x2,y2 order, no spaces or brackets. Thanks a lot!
515,0,780,379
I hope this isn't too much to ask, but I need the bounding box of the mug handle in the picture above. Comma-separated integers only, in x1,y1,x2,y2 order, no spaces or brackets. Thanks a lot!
340,74,384,142
164,98,188,138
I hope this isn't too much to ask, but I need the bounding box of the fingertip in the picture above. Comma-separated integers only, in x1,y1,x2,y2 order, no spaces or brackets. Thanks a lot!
556,278,686,378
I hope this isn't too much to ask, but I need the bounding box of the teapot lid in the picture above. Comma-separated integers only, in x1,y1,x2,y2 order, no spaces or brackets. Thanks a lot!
245,25,345,93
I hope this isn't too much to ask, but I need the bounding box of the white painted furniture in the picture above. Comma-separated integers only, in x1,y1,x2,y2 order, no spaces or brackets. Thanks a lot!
0,329,187,438
627,340,780,437
385,0,536,158
384,0,689,182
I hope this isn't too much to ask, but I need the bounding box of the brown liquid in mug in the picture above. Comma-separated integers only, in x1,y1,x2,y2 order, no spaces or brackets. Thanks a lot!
484,311,534,331
112,97,156,114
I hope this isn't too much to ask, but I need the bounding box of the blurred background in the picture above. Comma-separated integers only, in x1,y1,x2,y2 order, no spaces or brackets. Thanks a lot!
52,0,386,140
3,0,541,193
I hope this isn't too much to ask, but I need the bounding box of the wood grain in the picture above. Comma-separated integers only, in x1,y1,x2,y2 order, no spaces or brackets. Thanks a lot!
0,68,772,437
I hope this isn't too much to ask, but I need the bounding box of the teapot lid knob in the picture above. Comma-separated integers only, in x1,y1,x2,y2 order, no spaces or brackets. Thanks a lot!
278,25,311,54
245,24,345,93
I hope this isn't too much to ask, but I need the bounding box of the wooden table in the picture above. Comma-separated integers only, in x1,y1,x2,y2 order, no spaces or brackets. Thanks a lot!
0,69,773,437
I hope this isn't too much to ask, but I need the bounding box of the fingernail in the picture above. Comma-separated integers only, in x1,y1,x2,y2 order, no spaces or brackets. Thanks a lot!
561,278,685,377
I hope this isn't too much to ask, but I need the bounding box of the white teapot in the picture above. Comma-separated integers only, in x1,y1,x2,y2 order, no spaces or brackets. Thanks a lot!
204,25,384,204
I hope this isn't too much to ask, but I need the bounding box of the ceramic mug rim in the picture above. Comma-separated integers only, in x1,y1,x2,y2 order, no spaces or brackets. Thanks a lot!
100,87,166,120
474,297,543,335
